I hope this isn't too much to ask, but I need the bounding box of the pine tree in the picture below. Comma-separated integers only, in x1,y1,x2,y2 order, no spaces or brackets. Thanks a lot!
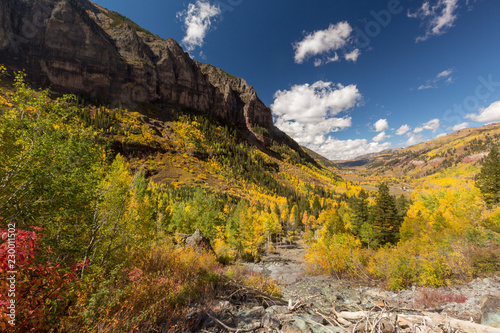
373,183,400,245
351,189,369,236
476,145,500,206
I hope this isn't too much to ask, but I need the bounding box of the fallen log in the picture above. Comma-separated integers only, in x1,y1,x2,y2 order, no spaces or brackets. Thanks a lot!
422,311,500,333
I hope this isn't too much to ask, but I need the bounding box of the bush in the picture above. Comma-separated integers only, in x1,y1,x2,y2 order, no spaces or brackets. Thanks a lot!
62,245,222,332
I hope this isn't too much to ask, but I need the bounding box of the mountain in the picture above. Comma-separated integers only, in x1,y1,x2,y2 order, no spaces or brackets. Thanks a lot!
336,123,500,178
333,148,402,168
301,146,338,169
0,0,272,134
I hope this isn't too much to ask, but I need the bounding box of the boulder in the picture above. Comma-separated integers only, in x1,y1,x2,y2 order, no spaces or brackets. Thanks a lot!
481,295,500,328
185,229,215,255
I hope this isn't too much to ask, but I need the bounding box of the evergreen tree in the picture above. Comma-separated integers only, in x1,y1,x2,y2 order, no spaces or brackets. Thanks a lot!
311,195,322,217
351,189,369,236
373,183,400,245
476,145,500,206
395,194,411,221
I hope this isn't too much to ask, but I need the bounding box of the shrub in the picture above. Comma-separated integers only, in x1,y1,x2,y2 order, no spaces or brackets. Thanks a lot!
62,245,222,332
414,289,467,309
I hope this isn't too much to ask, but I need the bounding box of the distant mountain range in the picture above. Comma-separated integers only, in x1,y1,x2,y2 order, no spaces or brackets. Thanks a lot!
333,122,500,178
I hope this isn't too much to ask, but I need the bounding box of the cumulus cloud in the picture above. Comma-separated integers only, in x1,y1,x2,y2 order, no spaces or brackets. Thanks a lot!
395,124,411,135
414,118,440,133
436,133,447,138
372,131,390,143
294,22,352,64
405,133,425,146
308,138,391,160
466,101,500,123
452,122,469,131
275,116,352,146
177,0,221,51
272,81,361,124
293,22,361,65
272,80,373,160
374,119,389,132
408,0,460,42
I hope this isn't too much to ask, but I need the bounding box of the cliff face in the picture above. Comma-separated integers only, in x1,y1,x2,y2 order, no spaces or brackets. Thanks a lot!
0,0,273,131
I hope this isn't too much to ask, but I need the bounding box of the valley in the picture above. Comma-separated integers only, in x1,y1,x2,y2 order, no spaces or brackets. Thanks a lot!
0,0,500,332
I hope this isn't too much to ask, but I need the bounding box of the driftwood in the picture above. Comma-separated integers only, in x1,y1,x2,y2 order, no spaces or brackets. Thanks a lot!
423,312,500,333
324,308,500,333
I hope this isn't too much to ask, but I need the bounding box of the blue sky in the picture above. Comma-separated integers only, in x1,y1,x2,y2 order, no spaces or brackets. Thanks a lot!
92,0,500,159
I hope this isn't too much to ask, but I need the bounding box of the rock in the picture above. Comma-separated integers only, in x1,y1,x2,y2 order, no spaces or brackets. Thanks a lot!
280,324,303,333
309,287,322,295
481,295,500,328
378,317,394,333
183,309,205,332
291,317,310,332
0,0,274,135
310,315,327,325
262,313,281,330
185,229,215,255
266,305,289,315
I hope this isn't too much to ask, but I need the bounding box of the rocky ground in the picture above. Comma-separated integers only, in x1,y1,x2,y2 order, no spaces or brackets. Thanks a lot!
189,241,500,332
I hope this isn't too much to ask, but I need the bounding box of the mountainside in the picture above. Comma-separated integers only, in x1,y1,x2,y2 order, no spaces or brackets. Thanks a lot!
334,148,402,168
0,0,272,133
336,123,500,178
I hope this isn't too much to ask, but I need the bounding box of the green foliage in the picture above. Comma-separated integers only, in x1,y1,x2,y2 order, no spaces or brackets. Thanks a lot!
106,10,155,36
372,183,403,245
0,73,105,263
475,145,500,206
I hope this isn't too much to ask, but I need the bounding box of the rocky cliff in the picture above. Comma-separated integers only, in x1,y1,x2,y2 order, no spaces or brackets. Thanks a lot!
0,0,273,131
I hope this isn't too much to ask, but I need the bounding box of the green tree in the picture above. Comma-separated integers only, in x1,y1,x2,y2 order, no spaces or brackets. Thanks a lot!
0,74,105,263
351,189,370,237
476,145,500,206
373,183,400,245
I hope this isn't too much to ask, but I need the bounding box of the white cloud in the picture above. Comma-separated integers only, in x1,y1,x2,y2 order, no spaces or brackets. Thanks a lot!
372,131,390,143
395,124,411,135
374,119,389,132
177,1,221,51
294,22,351,64
437,69,453,78
275,116,352,146
466,101,500,123
414,118,440,133
452,122,469,131
417,68,454,90
405,133,425,146
409,0,460,42
272,80,371,160
436,133,447,138
314,53,340,67
293,22,361,65
345,49,361,62
271,81,361,124
418,84,435,90
308,138,391,160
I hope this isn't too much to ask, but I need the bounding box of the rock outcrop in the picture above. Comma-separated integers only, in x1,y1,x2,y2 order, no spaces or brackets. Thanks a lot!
185,229,215,255
0,0,273,131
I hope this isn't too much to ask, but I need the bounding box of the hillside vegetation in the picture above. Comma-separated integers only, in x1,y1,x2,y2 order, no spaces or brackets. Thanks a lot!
1,67,500,331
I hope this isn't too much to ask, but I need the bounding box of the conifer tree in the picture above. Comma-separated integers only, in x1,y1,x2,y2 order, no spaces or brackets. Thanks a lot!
373,183,400,245
351,189,369,236
476,145,500,206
